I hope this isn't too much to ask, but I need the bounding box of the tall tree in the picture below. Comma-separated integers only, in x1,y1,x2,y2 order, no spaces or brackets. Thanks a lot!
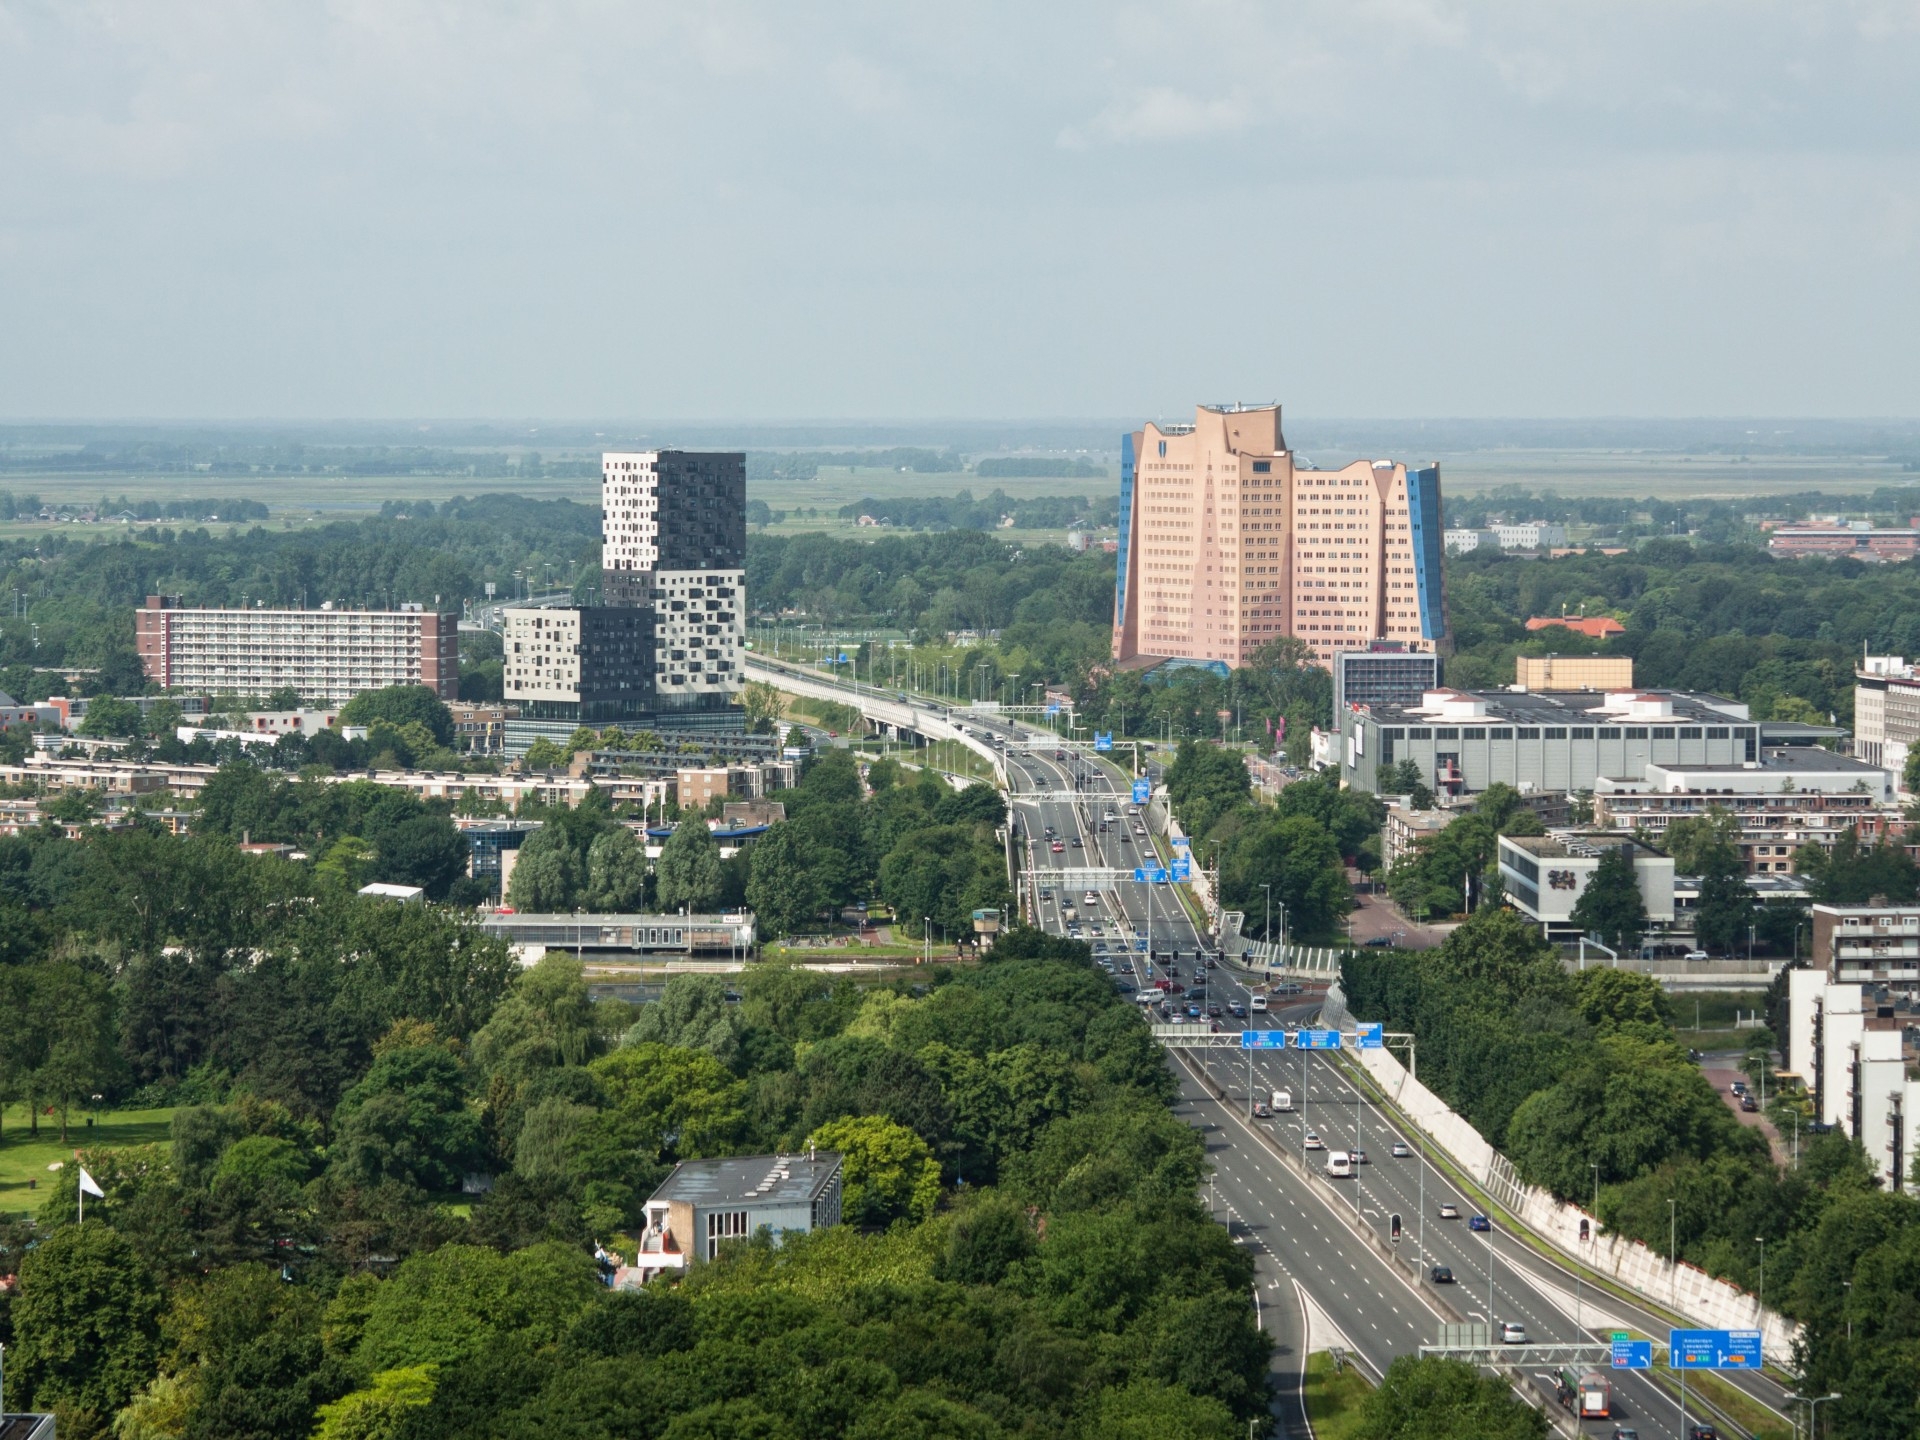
9,1222,165,1421
655,819,723,913
1568,843,1647,952
582,826,649,912
1693,839,1753,956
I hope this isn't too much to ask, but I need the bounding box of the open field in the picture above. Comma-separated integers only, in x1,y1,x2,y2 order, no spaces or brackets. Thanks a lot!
1,447,1911,542
0,1103,176,1217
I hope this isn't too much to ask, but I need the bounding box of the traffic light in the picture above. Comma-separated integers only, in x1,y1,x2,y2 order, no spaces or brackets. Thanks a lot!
1579,1218,1590,1242
1390,1213,1402,1243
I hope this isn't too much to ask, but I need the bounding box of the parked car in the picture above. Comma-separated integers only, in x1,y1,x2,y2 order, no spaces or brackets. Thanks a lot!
1429,1264,1454,1284
1469,1215,1492,1232
1390,1140,1411,1158
1437,1203,1460,1219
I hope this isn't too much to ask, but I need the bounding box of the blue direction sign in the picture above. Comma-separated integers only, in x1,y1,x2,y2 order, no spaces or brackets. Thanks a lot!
1134,866,1171,884
1356,1023,1384,1049
1611,1340,1652,1370
1297,1029,1343,1050
1171,835,1191,853
1045,703,1061,715
1094,732,1113,751
1170,859,1192,881
1669,1329,1762,1370
1132,778,1151,804
1241,1030,1288,1050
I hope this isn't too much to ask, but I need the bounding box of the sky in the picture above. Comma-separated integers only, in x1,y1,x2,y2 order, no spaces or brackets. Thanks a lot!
1,1,1916,420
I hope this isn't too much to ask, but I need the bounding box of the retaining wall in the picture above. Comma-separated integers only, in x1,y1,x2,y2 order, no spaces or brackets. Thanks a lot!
1331,992,1801,1362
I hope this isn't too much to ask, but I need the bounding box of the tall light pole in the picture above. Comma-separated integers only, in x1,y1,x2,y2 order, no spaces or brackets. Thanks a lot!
1590,1162,1601,1217
1788,1392,1842,1440
1261,883,1272,951
1756,1236,1767,1333
1669,1198,1678,1304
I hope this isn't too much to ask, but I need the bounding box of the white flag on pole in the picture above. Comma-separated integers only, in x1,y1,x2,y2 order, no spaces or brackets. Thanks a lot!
78,1167,105,1199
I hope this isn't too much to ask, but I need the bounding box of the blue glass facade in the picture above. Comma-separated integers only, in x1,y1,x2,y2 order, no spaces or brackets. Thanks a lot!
1114,432,1136,643
1406,465,1447,641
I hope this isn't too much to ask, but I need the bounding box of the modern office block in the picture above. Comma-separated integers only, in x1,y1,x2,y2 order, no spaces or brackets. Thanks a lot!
1333,645,1441,717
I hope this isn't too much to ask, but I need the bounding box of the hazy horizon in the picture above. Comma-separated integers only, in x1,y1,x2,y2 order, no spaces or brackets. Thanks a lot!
4,4,1916,420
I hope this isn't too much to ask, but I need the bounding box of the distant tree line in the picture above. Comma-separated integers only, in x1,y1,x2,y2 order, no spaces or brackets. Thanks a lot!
832,488,1117,532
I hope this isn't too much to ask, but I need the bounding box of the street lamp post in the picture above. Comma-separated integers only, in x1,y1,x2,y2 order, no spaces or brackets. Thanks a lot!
1756,1236,1767,1330
1261,883,1272,950
1787,1392,1842,1440
1669,1197,1679,1304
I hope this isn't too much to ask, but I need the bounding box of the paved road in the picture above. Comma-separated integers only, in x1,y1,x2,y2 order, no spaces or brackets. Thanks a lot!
975,718,1784,1440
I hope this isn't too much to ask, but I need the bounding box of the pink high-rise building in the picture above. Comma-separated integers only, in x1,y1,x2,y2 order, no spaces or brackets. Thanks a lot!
1110,403,1448,670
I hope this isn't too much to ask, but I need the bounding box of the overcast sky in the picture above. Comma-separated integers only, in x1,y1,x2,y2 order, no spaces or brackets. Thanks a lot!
2,2,1916,420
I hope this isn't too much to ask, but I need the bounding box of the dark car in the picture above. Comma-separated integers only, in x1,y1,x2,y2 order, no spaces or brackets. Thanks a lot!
1206,1004,1222,1018
1468,1215,1492,1232
1228,1003,1247,1018
1364,936,1393,947
1740,1094,1759,1113
1430,1264,1454,1284
1686,1427,1720,1440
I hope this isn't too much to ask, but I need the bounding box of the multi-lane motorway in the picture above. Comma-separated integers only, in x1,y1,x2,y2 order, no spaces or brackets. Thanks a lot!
970,713,1786,1440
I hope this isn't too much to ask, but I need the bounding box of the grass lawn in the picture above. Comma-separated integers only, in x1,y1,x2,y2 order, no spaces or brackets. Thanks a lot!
0,1104,177,1218
1301,1349,1373,1440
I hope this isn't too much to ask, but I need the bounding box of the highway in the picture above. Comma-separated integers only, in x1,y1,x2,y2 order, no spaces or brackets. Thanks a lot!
973,713,1748,1440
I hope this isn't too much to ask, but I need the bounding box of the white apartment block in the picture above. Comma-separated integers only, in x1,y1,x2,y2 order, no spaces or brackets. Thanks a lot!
136,596,457,703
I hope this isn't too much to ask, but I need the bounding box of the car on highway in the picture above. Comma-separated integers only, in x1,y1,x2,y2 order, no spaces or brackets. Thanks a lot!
1350,1148,1367,1164
1469,1215,1492,1232
1206,1003,1222,1018
1685,1427,1720,1440
1248,995,1268,1013
1253,1102,1271,1118
1429,1264,1454,1284
1610,1429,1641,1440
1227,1002,1247,1018
1683,949,1709,961
1390,1141,1411,1158
1304,1130,1324,1150
1039,887,1053,899
1501,1322,1528,1344
1437,1203,1460,1219
1050,841,1065,853
1166,981,1185,995
1070,837,1083,847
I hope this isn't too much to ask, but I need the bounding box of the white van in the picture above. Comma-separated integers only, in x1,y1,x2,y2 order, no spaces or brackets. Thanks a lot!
1271,1089,1293,1112
1326,1151,1354,1179
1249,994,1269,1013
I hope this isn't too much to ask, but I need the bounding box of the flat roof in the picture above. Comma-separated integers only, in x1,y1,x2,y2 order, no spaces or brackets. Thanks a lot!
1651,747,1884,775
649,1152,840,1208
1356,689,1749,727
1501,832,1662,860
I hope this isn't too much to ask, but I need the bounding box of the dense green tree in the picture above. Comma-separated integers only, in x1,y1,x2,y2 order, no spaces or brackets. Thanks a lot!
621,974,742,1066
656,818,723,913
1356,1355,1548,1439
1661,805,1741,874
1568,842,1647,951
807,1113,942,1225
339,685,455,747
745,823,827,935
327,1045,484,1193
582,825,649,912
1693,838,1754,955
10,1222,164,1421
